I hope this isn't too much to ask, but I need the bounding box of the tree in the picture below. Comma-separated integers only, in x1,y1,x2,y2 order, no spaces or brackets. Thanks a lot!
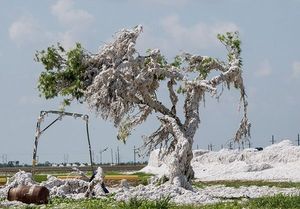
35,25,250,189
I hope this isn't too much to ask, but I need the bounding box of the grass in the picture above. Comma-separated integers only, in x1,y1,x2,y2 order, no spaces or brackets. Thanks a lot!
2,175,299,208
193,180,300,189
1,194,299,209
131,172,154,185
33,174,48,183
18,174,289,188
0,171,152,189
104,171,123,175
31,171,153,186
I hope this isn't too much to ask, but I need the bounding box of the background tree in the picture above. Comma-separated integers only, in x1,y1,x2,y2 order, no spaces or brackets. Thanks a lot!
35,25,250,189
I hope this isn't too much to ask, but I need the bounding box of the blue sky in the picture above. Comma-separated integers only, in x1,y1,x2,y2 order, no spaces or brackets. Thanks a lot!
0,0,300,165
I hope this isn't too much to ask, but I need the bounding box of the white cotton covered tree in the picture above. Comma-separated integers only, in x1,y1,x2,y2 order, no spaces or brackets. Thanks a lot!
35,25,250,189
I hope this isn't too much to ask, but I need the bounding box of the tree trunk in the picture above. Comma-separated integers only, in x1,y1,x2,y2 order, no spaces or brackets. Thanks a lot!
166,131,194,190
165,90,201,189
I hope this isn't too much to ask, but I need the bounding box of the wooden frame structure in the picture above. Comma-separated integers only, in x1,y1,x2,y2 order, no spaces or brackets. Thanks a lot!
32,110,94,173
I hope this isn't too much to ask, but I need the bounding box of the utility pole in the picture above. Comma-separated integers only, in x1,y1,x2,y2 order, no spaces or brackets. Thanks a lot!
2,154,7,164
133,146,137,164
117,146,120,164
270,135,275,145
99,147,108,165
111,148,114,165
247,140,251,148
92,151,95,165
63,154,66,164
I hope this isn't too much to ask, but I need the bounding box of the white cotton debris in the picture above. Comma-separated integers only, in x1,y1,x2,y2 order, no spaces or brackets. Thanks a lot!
41,176,89,198
0,167,108,201
142,140,300,182
0,200,27,208
0,170,35,198
120,179,130,189
1,140,300,206
114,183,300,205
140,149,170,177
85,167,105,197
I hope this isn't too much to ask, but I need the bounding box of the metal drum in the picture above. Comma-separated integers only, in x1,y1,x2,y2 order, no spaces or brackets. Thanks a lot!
7,185,49,204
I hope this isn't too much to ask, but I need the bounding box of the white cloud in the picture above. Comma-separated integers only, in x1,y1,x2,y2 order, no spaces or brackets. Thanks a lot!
137,15,239,56
161,15,239,50
137,0,189,7
9,0,95,48
50,0,94,49
136,16,239,58
9,16,46,46
292,61,300,78
255,59,272,77
51,0,94,28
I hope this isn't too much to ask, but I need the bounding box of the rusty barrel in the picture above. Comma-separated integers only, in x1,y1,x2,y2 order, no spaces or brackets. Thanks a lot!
7,185,49,204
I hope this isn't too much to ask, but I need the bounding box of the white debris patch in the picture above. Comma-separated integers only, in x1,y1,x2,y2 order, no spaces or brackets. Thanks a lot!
114,184,300,205
0,143,299,207
114,184,219,205
201,185,300,199
140,149,170,177
0,200,27,208
142,140,300,182
193,140,300,181
0,167,108,201
0,170,35,198
40,175,89,198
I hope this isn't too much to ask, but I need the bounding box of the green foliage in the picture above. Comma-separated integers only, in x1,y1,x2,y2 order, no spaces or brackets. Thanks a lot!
217,32,242,67
176,85,186,94
171,55,182,68
145,49,167,80
35,43,86,104
196,57,213,79
157,54,167,68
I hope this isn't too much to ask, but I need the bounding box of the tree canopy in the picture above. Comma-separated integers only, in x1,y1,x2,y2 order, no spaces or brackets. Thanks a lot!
35,25,250,188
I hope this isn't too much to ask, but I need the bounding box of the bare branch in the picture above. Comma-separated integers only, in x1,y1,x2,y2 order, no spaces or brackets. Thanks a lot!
167,78,178,115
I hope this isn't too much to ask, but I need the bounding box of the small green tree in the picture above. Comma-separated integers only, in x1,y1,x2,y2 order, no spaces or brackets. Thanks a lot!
35,25,250,189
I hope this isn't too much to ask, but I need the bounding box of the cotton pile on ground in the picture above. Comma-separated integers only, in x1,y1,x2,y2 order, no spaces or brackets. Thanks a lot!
0,170,106,200
141,140,300,182
1,140,300,206
114,183,300,204
1,173,299,207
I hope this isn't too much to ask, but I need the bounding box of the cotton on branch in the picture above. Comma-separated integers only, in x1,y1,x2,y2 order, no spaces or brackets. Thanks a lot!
36,25,250,189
